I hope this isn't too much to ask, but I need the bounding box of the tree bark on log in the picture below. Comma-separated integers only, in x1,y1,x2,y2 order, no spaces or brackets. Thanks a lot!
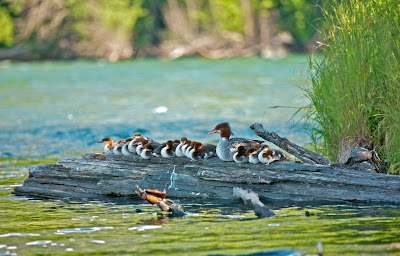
250,123,332,165
13,152,400,204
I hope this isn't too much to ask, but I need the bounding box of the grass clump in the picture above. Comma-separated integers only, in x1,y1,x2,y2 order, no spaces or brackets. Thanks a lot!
304,0,400,173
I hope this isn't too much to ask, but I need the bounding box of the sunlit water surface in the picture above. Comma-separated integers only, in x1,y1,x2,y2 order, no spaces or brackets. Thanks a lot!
1,56,399,255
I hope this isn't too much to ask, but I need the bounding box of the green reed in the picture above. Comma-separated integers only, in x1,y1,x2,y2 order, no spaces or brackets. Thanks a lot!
305,0,400,173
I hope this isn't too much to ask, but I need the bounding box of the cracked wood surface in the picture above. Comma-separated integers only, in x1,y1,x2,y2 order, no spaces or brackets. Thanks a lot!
13,153,400,204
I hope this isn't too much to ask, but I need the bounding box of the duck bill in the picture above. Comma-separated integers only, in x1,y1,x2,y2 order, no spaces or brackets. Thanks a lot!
208,129,218,134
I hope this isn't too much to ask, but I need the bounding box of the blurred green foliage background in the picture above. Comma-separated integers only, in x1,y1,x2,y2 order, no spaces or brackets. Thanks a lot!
0,0,322,60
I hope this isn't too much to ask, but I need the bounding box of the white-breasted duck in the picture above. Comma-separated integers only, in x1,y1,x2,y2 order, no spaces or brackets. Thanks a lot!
185,141,197,157
122,137,134,155
98,137,115,155
127,132,144,153
161,140,176,158
247,147,260,164
140,143,154,159
112,139,126,155
233,145,248,163
209,122,261,162
175,137,188,157
136,139,148,155
188,142,217,161
259,145,290,164
181,140,192,157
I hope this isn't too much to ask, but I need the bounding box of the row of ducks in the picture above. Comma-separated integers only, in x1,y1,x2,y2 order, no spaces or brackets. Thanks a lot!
98,122,290,164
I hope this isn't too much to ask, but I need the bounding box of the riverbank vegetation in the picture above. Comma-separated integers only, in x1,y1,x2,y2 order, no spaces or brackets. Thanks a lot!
0,0,321,61
305,0,400,174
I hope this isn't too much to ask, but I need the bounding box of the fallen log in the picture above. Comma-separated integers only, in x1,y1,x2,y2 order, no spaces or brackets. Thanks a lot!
13,152,400,204
250,123,332,165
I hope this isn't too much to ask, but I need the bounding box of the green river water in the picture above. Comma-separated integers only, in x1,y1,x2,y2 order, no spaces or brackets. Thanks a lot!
0,56,399,255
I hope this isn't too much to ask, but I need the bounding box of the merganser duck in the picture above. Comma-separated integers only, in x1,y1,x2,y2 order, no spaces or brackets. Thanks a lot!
98,137,115,155
152,143,166,158
188,142,202,161
175,137,188,157
209,122,261,162
161,140,176,158
233,145,248,163
140,143,154,159
122,137,134,155
136,139,148,155
188,142,216,161
185,141,197,157
112,139,126,155
247,147,260,164
127,132,145,153
181,140,191,157
258,145,290,164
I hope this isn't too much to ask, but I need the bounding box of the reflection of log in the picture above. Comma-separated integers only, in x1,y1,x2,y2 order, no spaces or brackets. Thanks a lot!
13,152,400,204
251,123,332,165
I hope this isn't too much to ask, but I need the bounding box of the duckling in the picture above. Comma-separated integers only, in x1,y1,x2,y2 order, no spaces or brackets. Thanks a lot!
185,141,197,157
122,137,134,156
258,144,289,164
181,140,192,157
112,139,126,155
136,139,148,155
127,133,145,154
247,147,260,164
175,137,188,157
98,137,115,155
161,140,176,158
140,143,154,159
233,145,248,163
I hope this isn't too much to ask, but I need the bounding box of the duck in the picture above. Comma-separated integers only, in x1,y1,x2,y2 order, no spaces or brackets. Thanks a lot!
136,139,148,155
112,139,126,155
188,142,217,161
258,145,290,164
247,147,260,164
175,137,188,157
181,140,192,157
140,143,154,159
233,145,248,163
127,132,145,153
152,143,166,158
209,122,261,162
185,141,196,157
98,137,115,155
161,140,176,158
122,137,134,155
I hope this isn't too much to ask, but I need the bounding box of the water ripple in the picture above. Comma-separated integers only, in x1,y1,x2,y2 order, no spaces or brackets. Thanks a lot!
25,240,52,246
55,227,113,234
128,225,162,231
0,233,40,238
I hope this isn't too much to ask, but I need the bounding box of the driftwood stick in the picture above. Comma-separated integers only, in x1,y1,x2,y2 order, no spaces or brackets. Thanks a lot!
233,187,275,218
250,123,331,165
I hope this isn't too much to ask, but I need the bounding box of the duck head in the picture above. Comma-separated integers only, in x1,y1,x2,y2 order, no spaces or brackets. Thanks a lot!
208,122,234,139
98,137,114,146
246,147,258,157
166,140,174,149
236,145,246,157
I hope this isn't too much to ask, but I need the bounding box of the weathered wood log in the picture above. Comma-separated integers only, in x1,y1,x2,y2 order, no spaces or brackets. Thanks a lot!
13,152,400,204
251,123,332,165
